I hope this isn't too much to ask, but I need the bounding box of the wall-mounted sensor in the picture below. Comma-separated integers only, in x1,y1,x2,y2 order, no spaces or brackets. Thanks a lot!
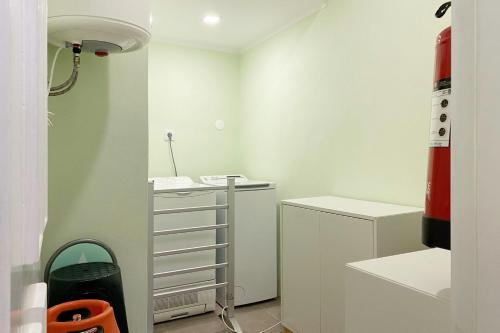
215,120,225,130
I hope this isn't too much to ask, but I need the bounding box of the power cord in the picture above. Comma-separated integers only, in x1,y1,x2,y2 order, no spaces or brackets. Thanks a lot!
48,47,63,93
259,321,282,333
221,306,282,333
221,306,237,333
47,47,63,126
167,132,178,177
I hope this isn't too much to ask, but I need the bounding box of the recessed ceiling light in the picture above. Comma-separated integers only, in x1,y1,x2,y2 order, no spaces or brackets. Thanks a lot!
203,14,221,26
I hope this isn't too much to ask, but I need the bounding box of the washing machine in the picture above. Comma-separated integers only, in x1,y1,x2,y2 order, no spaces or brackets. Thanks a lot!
200,175,278,306
150,177,216,322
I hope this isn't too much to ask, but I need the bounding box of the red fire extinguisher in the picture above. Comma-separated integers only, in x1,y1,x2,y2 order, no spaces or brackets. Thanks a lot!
422,2,452,249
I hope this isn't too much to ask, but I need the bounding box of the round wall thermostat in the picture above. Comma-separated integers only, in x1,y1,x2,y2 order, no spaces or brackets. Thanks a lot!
215,120,225,130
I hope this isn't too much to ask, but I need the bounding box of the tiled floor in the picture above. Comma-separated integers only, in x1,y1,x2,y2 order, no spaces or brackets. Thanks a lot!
154,299,281,333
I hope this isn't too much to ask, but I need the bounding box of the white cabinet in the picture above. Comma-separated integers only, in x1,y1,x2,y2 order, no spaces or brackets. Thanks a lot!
345,249,451,333
281,196,424,333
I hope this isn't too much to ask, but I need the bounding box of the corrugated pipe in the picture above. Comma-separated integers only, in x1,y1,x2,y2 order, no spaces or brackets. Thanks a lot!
49,45,81,97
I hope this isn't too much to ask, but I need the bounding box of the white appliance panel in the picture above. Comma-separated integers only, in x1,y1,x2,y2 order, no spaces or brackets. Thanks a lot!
234,188,278,305
214,187,278,306
201,175,278,306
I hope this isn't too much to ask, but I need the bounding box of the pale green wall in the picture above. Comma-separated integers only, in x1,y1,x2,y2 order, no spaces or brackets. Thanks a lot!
239,0,451,206
149,1,450,206
148,43,241,179
42,47,149,332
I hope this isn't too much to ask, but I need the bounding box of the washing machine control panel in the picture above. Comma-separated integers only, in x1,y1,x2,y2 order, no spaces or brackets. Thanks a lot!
200,175,248,186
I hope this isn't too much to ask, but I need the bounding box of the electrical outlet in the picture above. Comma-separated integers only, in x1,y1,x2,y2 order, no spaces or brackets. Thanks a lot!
164,129,175,141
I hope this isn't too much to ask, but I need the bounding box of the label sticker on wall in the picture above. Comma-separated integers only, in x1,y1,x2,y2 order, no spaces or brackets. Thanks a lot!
429,88,451,147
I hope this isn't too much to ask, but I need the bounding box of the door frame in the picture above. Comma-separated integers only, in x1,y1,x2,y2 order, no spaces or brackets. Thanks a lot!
0,0,48,332
452,1,500,332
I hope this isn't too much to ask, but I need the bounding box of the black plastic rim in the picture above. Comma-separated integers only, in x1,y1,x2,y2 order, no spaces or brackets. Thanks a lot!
422,216,451,250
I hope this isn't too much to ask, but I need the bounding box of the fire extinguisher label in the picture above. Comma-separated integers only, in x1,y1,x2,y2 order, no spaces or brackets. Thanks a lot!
429,88,451,147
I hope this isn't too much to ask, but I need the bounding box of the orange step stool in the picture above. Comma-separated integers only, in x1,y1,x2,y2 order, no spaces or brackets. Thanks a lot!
48,299,120,333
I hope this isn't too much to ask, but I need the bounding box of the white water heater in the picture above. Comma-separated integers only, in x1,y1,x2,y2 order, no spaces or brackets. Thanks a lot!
48,0,152,56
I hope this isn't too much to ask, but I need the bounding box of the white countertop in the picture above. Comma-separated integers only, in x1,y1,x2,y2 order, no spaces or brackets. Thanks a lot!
347,248,451,300
282,196,423,220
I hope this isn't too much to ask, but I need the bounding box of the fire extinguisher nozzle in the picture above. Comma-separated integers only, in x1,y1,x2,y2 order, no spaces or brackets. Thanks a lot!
436,2,452,19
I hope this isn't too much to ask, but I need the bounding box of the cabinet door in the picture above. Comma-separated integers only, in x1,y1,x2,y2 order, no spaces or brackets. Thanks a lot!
282,205,321,333
320,212,374,333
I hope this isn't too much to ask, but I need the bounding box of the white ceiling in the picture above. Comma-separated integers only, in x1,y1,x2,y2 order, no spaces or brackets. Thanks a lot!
151,0,326,53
